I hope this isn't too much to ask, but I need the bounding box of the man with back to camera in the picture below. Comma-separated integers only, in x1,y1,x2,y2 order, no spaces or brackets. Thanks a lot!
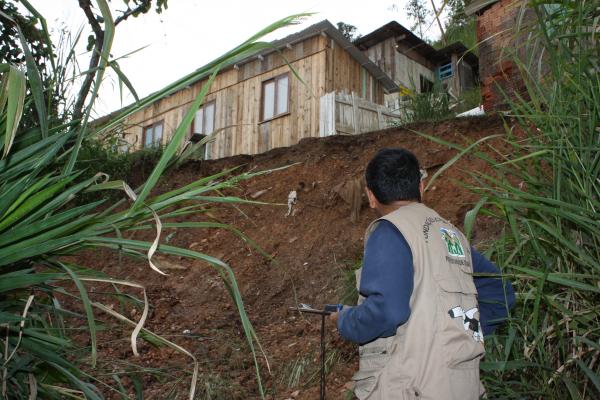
329,148,515,400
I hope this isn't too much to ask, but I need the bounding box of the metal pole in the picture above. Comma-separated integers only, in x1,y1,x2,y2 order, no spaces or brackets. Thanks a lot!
288,304,336,400
320,313,326,400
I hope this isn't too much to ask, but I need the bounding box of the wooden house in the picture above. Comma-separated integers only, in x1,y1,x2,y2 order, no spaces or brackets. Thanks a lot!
118,20,399,159
354,21,479,109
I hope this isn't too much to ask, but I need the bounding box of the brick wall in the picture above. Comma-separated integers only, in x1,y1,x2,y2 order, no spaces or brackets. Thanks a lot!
476,0,533,111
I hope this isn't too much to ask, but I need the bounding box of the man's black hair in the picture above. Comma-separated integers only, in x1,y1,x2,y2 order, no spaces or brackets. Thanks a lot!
365,148,421,204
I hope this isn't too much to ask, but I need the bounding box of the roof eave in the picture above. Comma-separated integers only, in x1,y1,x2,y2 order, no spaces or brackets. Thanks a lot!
465,0,500,16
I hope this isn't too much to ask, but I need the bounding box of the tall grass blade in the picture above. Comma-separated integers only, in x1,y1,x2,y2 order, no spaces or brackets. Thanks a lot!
1,65,26,158
64,0,115,175
58,263,98,367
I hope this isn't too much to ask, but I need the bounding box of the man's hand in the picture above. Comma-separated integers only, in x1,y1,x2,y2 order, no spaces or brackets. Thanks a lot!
328,311,339,326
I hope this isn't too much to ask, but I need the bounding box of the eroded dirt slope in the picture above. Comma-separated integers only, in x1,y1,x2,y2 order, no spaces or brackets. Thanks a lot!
77,116,506,399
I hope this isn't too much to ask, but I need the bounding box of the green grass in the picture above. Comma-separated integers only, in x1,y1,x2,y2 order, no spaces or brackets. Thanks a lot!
417,1,600,398
335,259,361,306
278,347,343,391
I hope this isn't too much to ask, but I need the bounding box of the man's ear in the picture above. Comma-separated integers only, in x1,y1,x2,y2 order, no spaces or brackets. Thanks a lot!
419,181,425,201
366,188,378,209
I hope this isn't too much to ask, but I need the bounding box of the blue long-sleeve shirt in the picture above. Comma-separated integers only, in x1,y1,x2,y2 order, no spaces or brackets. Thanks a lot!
337,220,515,345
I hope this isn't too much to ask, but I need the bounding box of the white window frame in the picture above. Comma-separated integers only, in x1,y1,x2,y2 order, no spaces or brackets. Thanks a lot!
143,121,164,148
191,100,216,159
261,73,289,122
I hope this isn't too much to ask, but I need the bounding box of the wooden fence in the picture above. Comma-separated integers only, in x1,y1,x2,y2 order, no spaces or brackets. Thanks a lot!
319,91,402,137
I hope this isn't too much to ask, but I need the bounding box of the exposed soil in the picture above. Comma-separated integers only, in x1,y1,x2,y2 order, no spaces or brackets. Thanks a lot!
75,116,507,399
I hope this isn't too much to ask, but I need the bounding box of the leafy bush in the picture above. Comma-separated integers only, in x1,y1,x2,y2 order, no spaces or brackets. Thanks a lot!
393,80,481,125
396,80,454,124
0,5,306,399
76,140,163,203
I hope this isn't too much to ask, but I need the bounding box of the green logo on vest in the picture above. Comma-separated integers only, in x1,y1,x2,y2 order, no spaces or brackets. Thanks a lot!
440,228,465,258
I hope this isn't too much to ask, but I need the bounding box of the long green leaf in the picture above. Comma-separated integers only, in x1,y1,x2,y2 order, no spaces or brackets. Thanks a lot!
16,25,48,138
0,175,78,232
575,359,600,394
0,201,103,247
58,263,97,367
87,237,267,396
64,0,115,175
1,65,26,159
464,196,488,240
0,269,65,292
131,67,220,211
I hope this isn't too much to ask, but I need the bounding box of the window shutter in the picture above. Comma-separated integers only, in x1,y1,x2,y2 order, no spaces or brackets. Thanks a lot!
263,81,275,120
194,108,204,134
144,127,154,147
276,75,289,114
205,102,215,133
153,123,163,145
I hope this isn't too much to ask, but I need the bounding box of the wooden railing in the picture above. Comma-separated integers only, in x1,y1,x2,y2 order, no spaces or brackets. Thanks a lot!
319,91,402,137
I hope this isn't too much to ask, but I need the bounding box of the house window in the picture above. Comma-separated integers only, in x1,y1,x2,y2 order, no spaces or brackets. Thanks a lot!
192,101,216,136
420,75,434,93
143,121,164,148
438,63,453,80
261,73,289,121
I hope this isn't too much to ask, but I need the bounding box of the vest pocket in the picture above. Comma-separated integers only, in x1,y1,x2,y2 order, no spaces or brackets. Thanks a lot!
436,277,485,369
353,339,393,399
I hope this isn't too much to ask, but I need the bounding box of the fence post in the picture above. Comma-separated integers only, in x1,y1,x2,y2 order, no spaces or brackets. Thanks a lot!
319,92,336,137
351,92,359,134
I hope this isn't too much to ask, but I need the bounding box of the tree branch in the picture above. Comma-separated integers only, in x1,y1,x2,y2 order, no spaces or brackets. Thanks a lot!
115,1,151,26
73,0,104,123
430,0,447,46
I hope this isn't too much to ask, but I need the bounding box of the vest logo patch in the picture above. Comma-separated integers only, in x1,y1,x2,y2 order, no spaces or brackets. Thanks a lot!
439,228,466,258
448,306,484,343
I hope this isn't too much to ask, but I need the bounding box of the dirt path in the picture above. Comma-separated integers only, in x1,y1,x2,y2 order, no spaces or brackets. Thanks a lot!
77,116,507,399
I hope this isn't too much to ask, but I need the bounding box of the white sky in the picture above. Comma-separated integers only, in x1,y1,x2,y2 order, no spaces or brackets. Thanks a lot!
29,1,444,117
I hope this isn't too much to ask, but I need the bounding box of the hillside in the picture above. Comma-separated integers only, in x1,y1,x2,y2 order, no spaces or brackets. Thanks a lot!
77,115,507,399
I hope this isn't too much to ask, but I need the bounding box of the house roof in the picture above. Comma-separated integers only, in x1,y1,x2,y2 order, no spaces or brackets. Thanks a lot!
232,20,398,92
437,42,479,68
465,0,500,16
94,20,399,128
354,21,446,64
354,21,479,68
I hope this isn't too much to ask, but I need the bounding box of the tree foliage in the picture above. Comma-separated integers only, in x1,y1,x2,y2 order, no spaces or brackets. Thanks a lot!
440,0,477,50
74,0,169,123
336,21,361,42
0,0,58,129
405,0,432,39
0,2,307,398
0,1,52,72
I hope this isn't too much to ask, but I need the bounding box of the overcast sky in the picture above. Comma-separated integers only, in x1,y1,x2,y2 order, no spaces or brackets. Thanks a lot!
30,1,444,117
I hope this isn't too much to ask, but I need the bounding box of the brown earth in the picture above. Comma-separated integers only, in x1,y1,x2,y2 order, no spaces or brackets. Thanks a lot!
75,116,508,399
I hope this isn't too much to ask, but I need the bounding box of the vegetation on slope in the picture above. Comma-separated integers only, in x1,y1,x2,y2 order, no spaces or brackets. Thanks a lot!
0,3,306,398
421,1,599,398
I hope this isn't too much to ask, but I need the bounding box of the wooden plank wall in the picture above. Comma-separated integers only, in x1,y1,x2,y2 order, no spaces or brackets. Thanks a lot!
363,37,436,93
329,38,384,104
204,50,327,159
120,32,390,159
122,35,328,157
330,92,401,135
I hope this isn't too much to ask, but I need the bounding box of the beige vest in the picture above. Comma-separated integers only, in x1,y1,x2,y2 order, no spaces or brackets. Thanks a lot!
353,203,485,400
